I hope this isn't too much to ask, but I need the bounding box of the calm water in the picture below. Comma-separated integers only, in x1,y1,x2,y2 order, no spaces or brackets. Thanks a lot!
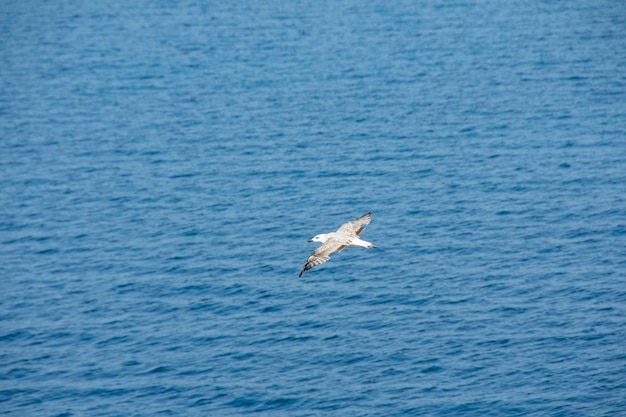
2,1,626,416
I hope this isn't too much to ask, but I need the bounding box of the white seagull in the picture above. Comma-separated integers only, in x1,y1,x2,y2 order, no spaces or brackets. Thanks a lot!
299,212,376,277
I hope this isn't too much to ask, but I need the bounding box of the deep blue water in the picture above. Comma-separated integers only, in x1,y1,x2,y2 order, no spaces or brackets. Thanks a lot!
1,1,626,415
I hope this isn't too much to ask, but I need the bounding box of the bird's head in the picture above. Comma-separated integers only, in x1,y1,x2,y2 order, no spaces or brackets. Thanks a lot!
307,233,328,243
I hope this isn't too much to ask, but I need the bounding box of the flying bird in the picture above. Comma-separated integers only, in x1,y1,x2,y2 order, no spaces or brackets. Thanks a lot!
299,212,376,277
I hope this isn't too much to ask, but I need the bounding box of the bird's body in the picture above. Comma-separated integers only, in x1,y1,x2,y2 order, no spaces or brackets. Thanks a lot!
299,212,375,277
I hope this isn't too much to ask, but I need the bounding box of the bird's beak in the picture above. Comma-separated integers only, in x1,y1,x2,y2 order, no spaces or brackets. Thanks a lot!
307,239,313,243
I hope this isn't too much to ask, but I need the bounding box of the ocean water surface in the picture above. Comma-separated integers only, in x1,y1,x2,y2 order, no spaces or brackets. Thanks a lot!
1,1,625,416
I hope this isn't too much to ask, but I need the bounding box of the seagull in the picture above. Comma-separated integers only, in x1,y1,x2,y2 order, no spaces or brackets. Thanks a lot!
299,212,376,277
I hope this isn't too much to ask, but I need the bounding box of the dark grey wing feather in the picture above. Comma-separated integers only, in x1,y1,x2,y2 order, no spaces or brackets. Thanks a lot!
299,254,330,277
337,211,372,237
299,238,344,277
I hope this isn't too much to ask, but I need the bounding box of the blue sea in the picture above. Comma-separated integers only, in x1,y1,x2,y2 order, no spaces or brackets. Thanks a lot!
1,1,625,416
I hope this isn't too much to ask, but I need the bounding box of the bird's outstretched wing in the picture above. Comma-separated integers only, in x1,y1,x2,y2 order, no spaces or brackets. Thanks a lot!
337,211,372,237
299,238,347,277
